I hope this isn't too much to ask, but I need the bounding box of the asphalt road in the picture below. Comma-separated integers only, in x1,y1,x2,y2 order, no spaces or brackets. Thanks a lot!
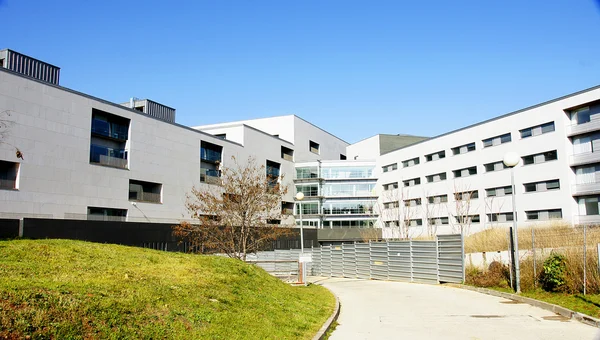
313,277,600,340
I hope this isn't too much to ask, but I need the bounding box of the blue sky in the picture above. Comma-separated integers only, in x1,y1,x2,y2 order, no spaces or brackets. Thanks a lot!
2,0,600,143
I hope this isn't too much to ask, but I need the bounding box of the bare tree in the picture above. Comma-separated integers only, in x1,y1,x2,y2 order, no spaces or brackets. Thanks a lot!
0,109,23,159
422,190,439,238
484,195,505,229
449,182,477,236
379,184,415,239
173,156,293,260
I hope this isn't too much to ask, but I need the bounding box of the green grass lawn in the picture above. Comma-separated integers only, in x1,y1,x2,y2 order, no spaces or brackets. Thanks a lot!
0,239,335,339
481,285,600,319
520,290,600,318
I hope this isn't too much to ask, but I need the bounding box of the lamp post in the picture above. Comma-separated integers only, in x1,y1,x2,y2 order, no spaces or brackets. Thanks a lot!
295,192,305,254
503,152,521,293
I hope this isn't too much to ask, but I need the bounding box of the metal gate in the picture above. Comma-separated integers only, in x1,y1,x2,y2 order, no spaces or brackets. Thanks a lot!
251,233,464,285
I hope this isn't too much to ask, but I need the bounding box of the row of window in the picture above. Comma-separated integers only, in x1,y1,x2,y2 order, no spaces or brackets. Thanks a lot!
383,209,563,226
382,180,560,207
382,122,556,173
382,150,559,188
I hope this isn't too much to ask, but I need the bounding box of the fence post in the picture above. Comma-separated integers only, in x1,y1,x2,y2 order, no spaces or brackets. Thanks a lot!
532,227,536,288
507,228,514,291
584,225,587,296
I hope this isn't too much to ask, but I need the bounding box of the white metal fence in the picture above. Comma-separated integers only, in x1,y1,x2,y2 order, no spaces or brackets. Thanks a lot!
251,234,464,284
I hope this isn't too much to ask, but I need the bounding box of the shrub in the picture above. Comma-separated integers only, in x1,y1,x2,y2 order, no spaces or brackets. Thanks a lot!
539,253,567,292
466,261,510,288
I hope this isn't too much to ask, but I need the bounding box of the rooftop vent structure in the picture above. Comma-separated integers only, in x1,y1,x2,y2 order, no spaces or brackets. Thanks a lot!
0,49,60,85
120,98,176,123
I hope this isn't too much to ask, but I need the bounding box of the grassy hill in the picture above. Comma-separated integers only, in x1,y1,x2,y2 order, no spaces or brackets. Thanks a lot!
0,239,334,339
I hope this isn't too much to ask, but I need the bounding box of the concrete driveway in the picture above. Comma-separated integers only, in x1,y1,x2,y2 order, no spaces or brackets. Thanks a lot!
313,277,600,340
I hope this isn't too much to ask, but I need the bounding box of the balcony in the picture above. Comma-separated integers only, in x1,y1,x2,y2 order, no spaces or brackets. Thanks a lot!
200,168,221,185
91,119,128,141
570,151,600,167
90,145,128,169
567,120,600,137
0,179,16,190
129,191,161,204
576,214,600,225
572,182,600,196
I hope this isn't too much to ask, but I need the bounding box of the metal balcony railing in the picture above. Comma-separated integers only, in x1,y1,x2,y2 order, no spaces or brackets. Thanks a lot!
90,144,128,169
572,182,600,196
570,151,600,166
130,191,161,203
576,214,600,225
567,120,600,137
200,168,221,185
0,179,16,190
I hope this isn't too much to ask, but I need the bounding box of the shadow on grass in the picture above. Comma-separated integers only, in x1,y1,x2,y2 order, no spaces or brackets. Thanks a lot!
575,295,600,308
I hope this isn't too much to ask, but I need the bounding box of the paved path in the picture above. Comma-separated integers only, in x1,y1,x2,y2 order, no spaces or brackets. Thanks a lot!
313,277,600,340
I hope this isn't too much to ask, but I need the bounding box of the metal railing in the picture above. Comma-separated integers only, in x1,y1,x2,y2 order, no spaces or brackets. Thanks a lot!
90,144,128,169
572,182,600,196
130,191,161,204
200,149,221,163
200,168,221,185
567,120,600,137
570,151,600,166
0,179,16,190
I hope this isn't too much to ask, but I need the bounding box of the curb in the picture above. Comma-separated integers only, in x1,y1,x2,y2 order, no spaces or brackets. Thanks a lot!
312,287,341,340
446,284,600,328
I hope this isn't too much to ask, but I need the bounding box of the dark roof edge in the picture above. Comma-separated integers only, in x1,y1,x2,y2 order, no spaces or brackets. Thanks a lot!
293,115,350,145
0,67,244,148
381,84,600,156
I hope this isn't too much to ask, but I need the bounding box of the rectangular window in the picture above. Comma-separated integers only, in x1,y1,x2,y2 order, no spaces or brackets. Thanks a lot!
296,202,320,215
579,196,600,216
454,190,478,200
426,172,447,183
383,182,399,191
403,177,421,187
520,121,555,139
453,166,477,178
455,215,480,223
266,160,281,188
484,161,509,172
522,150,558,165
296,166,319,179
87,207,127,221
0,160,19,190
406,219,421,227
129,180,162,203
90,109,130,169
523,179,560,193
485,185,512,197
482,133,511,148
382,163,398,173
428,217,449,225
201,141,223,184
340,154,347,160
309,140,320,154
487,212,514,222
525,209,562,221
402,157,420,167
282,202,294,215
427,194,448,204
296,184,319,197
281,146,294,161
451,142,476,155
214,133,226,139
404,198,422,207
425,150,445,162
384,201,400,209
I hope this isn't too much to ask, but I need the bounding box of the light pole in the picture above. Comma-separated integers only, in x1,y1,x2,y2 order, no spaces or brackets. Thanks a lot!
295,192,305,254
503,151,521,293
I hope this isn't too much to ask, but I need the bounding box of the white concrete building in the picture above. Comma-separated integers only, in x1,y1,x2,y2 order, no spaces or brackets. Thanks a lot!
2,49,600,239
0,50,347,223
377,85,600,236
